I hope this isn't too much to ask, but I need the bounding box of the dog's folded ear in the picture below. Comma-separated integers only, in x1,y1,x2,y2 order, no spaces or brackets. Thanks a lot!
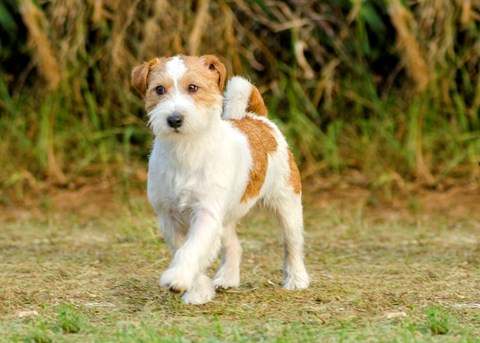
131,58,160,97
202,55,226,91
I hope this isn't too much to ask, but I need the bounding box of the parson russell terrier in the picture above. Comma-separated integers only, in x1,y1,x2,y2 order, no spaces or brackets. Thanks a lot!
131,55,310,304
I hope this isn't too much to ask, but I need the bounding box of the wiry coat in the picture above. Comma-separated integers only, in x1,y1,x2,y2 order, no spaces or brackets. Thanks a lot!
131,55,309,304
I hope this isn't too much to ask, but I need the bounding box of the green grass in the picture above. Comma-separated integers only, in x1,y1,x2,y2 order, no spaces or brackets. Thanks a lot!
1,193,479,342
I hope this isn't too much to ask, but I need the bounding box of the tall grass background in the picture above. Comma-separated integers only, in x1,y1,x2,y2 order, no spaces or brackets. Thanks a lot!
0,0,479,201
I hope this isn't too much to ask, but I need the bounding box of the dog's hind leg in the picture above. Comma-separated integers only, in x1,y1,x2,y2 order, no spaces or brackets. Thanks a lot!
270,192,310,290
213,222,242,289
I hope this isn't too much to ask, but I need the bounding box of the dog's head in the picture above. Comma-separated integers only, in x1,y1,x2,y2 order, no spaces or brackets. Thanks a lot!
131,55,226,137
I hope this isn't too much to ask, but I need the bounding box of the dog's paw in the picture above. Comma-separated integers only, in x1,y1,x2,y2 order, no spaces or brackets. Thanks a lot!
213,267,240,289
159,267,194,293
283,271,310,290
213,276,240,289
183,275,215,305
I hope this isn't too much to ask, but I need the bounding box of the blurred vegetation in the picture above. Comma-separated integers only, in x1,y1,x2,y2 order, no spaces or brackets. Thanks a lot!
0,0,479,199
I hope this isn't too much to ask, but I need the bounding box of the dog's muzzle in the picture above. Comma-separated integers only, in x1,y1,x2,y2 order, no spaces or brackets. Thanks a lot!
167,113,184,129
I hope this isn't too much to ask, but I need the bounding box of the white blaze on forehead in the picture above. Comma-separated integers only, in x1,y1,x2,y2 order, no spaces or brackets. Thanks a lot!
166,56,186,86
164,56,187,112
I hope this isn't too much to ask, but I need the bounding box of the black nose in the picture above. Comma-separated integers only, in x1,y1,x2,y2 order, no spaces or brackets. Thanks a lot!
166,114,184,129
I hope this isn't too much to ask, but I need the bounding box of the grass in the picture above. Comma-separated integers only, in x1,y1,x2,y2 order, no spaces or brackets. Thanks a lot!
1,1,479,339
1,190,479,342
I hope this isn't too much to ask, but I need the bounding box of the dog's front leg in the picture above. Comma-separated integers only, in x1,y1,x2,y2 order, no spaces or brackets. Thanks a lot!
158,214,186,254
160,209,221,304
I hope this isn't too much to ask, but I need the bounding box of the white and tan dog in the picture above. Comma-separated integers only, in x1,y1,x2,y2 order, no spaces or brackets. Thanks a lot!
131,55,309,304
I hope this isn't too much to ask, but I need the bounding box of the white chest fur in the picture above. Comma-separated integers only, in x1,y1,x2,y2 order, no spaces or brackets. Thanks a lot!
147,122,253,225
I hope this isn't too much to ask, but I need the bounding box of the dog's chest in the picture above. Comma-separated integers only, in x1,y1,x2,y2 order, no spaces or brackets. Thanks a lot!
148,164,205,213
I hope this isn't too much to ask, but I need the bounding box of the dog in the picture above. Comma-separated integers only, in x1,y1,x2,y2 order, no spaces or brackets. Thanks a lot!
131,55,310,304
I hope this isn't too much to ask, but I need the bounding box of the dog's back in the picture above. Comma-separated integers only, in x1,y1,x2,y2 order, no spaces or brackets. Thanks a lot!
223,77,302,202
221,76,309,292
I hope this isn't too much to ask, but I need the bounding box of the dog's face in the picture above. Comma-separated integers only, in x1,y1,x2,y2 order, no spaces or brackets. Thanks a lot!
131,55,226,137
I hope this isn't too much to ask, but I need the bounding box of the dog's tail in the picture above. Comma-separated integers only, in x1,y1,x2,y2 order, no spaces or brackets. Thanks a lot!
223,76,268,119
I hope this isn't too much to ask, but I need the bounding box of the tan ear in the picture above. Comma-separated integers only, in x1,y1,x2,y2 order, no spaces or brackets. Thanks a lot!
202,55,226,91
131,63,149,96
131,58,160,96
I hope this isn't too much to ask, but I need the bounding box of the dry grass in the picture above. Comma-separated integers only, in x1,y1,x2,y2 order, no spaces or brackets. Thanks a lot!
1,1,479,195
1,188,479,341
1,1,479,339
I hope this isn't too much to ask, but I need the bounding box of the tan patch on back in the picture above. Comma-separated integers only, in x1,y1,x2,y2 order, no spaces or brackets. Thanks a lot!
230,117,278,202
288,149,302,193
246,86,268,117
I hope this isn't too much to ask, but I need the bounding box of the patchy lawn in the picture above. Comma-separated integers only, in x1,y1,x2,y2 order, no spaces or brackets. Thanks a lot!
1,186,479,342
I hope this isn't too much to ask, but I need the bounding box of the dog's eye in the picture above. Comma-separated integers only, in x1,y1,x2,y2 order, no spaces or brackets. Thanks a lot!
155,86,166,95
188,84,198,93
